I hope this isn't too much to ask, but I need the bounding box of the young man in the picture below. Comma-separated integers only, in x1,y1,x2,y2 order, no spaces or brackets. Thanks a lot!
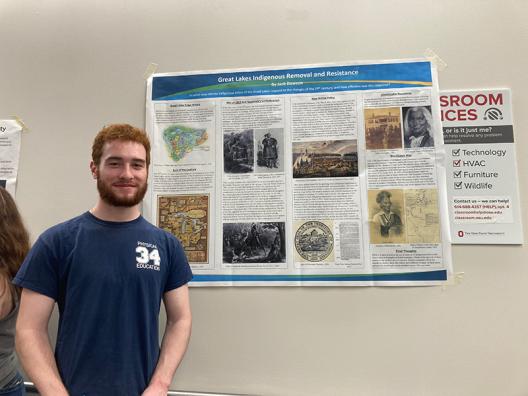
14,124,193,396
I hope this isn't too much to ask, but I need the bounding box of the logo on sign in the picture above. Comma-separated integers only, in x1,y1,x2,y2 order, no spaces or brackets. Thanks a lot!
483,107,503,121
457,230,464,237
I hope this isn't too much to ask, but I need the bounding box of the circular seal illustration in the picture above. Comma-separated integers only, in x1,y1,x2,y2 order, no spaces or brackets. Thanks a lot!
294,221,334,262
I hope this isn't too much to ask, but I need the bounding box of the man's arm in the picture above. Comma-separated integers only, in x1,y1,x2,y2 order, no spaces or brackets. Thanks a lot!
142,284,192,396
16,289,69,396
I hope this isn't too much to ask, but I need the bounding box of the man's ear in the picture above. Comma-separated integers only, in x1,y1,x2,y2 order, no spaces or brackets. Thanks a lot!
90,161,98,179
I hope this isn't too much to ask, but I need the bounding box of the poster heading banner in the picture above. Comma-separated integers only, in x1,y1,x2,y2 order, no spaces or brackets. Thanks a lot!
152,62,433,100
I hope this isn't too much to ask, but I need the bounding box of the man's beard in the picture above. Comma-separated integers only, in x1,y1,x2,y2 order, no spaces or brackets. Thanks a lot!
97,177,148,207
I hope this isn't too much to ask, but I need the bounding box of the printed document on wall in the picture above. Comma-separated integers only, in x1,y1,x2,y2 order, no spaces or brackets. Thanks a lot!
441,89,523,244
0,120,23,197
145,59,453,286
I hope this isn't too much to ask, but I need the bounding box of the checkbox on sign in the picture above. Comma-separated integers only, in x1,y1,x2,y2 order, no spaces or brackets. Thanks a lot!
454,170,462,178
453,159,461,167
452,148,461,156
454,181,463,189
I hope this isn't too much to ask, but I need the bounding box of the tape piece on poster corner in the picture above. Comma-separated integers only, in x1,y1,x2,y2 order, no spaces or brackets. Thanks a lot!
143,63,159,80
442,272,465,290
10,116,29,132
424,48,448,72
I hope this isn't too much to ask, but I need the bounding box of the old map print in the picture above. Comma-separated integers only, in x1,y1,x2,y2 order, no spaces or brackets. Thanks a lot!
158,194,209,263
404,189,440,243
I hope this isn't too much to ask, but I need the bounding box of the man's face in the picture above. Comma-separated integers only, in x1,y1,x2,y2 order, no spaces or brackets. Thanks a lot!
409,110,428,136
380,196,392,213
92,140,148,207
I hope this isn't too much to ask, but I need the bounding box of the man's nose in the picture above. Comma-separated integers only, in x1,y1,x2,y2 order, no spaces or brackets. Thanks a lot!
120,164,134,179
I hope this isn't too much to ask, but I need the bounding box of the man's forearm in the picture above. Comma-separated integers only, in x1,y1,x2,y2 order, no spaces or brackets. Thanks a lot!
16,329,69,396
145,316,192,394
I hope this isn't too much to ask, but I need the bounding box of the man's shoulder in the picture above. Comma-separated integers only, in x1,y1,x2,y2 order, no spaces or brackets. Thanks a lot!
423,134,434,147
26,213,90,260
373,211,383,218
40,212,89,240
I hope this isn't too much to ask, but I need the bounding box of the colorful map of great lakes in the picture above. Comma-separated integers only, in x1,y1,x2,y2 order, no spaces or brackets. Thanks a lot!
163,125,208,162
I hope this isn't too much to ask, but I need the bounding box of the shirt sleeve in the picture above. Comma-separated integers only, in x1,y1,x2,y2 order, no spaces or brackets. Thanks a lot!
13,236,60,301
164,236,193,292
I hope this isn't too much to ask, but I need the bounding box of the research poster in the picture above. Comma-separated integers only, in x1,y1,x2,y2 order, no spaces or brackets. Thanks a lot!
0,119,23,197
441,89,524,244
145,59,452,286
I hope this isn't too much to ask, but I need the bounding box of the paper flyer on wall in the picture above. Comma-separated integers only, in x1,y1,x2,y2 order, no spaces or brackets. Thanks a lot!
440,89,524,244
144,59,452,286
0,119,23,197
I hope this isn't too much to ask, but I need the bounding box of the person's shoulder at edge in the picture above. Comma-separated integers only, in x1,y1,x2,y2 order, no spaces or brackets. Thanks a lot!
21,213,94,265
12,213,90,296
38,212,91,242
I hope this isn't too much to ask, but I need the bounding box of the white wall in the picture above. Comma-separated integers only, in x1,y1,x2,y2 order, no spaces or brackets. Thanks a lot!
1,1,527,395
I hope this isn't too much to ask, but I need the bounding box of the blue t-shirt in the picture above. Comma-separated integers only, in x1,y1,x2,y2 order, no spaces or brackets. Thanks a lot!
14,212,193,395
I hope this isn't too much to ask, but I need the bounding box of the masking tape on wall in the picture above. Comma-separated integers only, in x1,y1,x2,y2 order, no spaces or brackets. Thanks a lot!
424,48,448,71
10,116,29,132
143,63,159,80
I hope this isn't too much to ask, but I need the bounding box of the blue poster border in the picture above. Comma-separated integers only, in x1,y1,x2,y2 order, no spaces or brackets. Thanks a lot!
191,270,447,283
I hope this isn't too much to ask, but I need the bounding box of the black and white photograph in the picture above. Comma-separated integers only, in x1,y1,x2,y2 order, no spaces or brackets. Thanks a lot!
223,222,286,264
255,128,283,173
403,106,434,148
223,129,254,173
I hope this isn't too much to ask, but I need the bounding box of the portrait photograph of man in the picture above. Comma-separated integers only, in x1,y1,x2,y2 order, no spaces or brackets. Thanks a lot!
403,106,434,148
368,189,407,244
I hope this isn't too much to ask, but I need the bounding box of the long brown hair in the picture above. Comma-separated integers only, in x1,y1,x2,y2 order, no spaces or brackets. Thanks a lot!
0,188,30,298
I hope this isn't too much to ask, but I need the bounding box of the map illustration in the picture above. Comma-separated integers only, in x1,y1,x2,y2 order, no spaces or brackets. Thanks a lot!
158,194,209,263
404,189,440,243
163,124,208,162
